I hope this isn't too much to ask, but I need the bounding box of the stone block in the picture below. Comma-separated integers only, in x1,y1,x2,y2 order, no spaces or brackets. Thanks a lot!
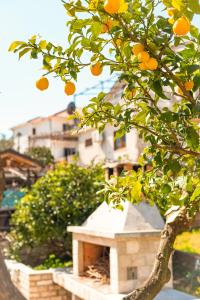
36,279,53,286
29,275,42,281
126,240,140,254
40,290,57,297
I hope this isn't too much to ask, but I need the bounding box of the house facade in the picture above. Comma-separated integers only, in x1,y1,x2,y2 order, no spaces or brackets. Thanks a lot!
11,82,145,171
12,111,78,162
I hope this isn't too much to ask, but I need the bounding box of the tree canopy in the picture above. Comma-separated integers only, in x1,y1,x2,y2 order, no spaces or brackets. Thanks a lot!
10,162,104,262
8,0,200,299
25,146,54,167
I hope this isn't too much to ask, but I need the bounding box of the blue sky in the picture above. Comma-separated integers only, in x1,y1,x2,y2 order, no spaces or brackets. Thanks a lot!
0,1,199,136
0,0,111,136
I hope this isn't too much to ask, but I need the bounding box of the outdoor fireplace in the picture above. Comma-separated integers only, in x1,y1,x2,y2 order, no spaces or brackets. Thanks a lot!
68,201,168,294
82,243,110,283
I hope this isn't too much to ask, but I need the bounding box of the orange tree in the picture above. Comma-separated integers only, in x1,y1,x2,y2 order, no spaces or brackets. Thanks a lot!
9,0,200,299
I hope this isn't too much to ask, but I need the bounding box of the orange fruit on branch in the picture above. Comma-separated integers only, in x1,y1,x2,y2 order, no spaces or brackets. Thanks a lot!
137,51,150,63
145,58,158,70
90,62,103,76
101,19,113,33
139,62,148,71
132,43,144,56
64,81,76,96
173,16,190,36
184,80,194,91
36,77,49,91
104,0,121,14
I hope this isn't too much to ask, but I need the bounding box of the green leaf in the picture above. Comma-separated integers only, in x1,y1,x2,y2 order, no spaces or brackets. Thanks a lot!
19,48,31,59
131,181,142,201
188,0,200,14
8,41,25,52
151,80,168,99
172,0,185,11
162,184,171,194
187,64,200,75
191,185,200,201
39,40,47,50
185,127,199,150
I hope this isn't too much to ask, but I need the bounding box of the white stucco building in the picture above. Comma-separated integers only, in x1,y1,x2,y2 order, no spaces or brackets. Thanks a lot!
11,81,145,171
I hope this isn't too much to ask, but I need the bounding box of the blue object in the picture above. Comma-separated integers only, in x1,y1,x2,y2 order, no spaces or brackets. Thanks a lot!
1,189,25,208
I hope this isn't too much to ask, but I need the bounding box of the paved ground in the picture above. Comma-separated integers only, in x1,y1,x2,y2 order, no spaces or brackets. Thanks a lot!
155,288,199,300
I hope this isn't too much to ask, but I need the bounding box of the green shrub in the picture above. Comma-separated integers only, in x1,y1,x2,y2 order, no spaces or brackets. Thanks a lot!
25,146,54,166
34,254,72,270
10,162,104,262
174,229,200,255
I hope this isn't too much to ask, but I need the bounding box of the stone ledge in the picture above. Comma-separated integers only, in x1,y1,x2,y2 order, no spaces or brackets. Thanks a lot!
68,226,162,239
53,269,198,300
5,260,198,300
53,269,125,300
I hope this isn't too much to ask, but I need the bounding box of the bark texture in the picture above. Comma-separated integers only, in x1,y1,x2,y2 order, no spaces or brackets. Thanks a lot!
123,207,191,300
0,158,25,300
0,248,26,300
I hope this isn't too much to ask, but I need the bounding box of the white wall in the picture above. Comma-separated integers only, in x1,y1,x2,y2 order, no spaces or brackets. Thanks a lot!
12,117,78,161
78,130,106,165
78,125,145,165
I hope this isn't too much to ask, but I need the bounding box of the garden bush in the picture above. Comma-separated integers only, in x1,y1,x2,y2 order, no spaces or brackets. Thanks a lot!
9,162,104,264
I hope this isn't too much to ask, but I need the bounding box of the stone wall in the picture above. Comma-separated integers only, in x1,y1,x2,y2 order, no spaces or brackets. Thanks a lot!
6,260,72,300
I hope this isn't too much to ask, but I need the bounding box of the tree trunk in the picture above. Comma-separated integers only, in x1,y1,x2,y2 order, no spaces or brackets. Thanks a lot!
0,247,26,300
0,158,25,300
123,207,191,300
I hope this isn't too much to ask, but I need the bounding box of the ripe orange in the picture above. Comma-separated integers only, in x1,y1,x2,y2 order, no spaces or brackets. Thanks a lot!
139,62,148,71
101,19,113,33
36,77,49,91
64,81,76,96
145,58,158,70
173,16,190,36
90,62,103,76
185,80,194,91
104,0,120,14
132,43,144,56
137,51,150,63
167,8,177,17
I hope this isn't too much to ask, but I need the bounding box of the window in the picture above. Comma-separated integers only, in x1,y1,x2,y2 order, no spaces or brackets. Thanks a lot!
63,123,76,132
63,124,67,132
64,148,76,157
114,132,126,150
85,138,93,147
32,128,36,135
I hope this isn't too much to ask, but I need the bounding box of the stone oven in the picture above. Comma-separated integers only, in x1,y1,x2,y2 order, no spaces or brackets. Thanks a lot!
68,201,167,294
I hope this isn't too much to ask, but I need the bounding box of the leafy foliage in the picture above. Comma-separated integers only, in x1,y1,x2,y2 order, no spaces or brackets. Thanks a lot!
9,0,200,213
8,0,200,297
0,134,13,151
9,0,200,216
25,146,54,167
9,162,104,260
34,254,72,270
174,229,200,255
